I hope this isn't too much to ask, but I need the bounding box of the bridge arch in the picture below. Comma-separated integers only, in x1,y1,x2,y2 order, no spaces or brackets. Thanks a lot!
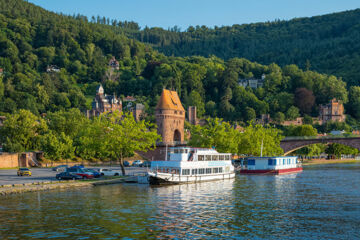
281,137,360,156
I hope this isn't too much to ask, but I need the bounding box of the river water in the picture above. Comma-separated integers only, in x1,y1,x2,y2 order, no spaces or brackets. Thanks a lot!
1,163,360,239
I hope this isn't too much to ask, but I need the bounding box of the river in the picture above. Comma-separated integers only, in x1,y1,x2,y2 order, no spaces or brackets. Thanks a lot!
1,163,360,239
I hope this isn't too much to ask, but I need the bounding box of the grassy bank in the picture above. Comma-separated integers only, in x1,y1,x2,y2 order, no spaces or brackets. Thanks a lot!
0,176,134,196
302,159,359,165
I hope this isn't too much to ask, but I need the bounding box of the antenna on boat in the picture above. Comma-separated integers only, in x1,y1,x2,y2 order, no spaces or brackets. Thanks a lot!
165,144,168,161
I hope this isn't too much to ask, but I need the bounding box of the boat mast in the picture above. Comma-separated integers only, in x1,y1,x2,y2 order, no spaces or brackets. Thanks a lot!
260,137,264,157
165,144,168,161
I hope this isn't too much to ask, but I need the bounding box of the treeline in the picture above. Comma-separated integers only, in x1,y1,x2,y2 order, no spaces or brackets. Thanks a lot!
1,0,360,125
0,109,159,172
122,9,360,86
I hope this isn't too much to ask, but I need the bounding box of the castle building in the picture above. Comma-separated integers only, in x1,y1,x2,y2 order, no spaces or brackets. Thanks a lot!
238,74,265,89
319,98,345,123
156,89,185,143
86,84,122,117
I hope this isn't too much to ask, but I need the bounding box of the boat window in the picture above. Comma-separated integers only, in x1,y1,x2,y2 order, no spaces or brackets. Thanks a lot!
225,155,230,160
182,169,190,175
248,159,255,165
213,168,219,173
206,155,212,161
268,159,276,166
199,168,205,174
219,167,223,173
219,155,225,160
206,168,212,174
198,155,204,161
225,166,230,173
283,159,285,165
212,155,219,161
174,149,179,153
171,169,177,174
180,149,184,153
192,169,198,175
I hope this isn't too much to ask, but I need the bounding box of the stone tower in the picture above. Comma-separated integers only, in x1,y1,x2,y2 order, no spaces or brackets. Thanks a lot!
156,89,185,143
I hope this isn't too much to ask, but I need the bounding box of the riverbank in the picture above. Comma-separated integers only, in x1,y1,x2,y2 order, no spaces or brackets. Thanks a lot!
0,176,137,196
302,159,359,165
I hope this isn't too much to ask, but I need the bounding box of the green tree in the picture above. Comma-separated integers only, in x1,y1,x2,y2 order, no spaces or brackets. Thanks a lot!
289,124,317,136
325,143,359,158
186,90,205,118
205,101,217,117
245,107,256,122
40,131,75,161
348,86,360,119
238,124,284,156
273,112,285,124
285,106,300,120
0,109,48,152
79,112,160,175
303,115,313,125
188,118,238,154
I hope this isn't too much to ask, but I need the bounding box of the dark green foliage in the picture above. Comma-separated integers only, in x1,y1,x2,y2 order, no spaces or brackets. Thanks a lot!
0,0,359,122
126,9,360,87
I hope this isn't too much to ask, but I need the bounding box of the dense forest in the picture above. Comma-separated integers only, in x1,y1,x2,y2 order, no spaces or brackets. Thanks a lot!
1,0,360,127
124,9,360,86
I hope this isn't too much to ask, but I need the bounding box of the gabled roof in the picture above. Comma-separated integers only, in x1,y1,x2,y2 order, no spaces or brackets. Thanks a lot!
156,89,185,111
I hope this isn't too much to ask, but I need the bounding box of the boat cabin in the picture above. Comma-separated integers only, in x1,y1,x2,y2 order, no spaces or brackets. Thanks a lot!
245,156,298,170
166,147,231,162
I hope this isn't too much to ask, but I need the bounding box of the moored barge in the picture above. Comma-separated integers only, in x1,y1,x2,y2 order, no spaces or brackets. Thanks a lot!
239,156,302,175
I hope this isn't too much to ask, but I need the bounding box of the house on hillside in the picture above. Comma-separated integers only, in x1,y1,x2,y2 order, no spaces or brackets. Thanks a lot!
109,56,119,70
319,98,345,124
86,84,122,118
46,65,60,73
238,74,265,89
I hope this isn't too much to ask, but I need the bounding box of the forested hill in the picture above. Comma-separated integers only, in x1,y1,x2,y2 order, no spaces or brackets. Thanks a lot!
125,9,360,86
1,0,360,125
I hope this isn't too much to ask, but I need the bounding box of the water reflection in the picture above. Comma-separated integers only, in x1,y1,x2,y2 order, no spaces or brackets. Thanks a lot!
0,164,360,239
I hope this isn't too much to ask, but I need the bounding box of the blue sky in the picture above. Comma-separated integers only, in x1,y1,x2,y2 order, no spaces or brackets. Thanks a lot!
28,0,360,30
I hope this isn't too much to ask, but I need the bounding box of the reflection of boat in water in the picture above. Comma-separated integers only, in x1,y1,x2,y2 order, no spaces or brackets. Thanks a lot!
239,156,303,175
147,147,235,185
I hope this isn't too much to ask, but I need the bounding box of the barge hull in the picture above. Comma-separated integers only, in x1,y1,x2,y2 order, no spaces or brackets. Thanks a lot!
240,167,303,175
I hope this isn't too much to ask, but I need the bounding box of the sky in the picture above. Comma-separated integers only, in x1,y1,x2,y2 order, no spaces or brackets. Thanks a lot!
28,0,360,30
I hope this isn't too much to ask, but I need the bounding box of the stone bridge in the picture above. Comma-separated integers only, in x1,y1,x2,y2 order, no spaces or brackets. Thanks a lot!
280,136,360,155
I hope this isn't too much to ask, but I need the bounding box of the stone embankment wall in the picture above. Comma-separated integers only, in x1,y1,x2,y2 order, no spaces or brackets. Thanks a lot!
0,153,19,168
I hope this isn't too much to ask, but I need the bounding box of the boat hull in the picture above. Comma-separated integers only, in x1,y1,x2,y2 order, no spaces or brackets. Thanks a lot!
148,172,236,185
239,167,303,175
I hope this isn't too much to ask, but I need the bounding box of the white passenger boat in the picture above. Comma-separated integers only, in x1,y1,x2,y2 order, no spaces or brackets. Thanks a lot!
147,147,235,185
